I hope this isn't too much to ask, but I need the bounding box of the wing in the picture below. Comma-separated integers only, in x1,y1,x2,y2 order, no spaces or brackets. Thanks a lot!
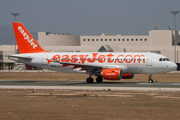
46,59,128,73
47,58,102,72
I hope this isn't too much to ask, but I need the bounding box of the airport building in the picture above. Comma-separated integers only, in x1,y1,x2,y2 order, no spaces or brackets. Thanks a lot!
38,30,180,62
1,28,180,70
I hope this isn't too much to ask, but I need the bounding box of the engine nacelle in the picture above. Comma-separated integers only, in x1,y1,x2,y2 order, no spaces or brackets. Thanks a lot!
101,69,122,80
122,73,134,79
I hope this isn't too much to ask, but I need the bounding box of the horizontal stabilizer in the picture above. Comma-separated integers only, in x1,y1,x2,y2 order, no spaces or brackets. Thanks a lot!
6,55,32,59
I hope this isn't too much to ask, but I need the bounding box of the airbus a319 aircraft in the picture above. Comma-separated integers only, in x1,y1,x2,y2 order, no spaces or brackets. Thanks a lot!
9,22,177,83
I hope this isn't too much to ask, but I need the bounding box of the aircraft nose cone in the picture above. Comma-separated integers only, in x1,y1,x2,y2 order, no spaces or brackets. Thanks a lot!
165,62,177,72
170,62,177,71
174,63,178,70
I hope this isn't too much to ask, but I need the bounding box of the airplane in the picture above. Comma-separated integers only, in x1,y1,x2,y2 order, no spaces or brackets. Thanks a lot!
8,22,177,83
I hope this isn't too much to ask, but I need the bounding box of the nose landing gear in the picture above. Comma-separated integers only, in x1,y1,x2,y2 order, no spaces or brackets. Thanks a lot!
148,74,153,83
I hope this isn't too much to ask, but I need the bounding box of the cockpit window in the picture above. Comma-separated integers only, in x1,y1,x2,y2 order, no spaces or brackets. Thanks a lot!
166,58,170,61
159,58,170,62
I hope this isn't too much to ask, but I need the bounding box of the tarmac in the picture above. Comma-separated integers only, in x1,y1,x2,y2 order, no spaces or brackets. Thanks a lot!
0,81,180,91
0,70,179,91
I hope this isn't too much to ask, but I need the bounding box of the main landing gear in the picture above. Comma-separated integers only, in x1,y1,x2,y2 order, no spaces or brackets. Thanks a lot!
86,73,103,83
148,73,153,83
86,77,94,83
96,76,103,83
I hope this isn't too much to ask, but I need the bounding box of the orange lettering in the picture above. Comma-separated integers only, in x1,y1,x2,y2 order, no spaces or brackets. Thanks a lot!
52,55,60,61
71,55,78,63
117,55,124,63
106,54,114,63
79,55,89,64
87,53,98,63
97,55,106,63
134,55,145,63
124,55,133,63
61,55,69,62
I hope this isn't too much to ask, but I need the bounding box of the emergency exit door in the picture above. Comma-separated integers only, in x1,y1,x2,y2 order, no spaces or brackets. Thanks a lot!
42,54,48,65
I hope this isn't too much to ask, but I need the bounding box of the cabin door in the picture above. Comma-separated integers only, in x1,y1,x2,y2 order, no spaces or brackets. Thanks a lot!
146,54,152,66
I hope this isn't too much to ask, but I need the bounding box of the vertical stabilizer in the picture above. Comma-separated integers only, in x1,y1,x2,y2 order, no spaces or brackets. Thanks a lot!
12,22,48,54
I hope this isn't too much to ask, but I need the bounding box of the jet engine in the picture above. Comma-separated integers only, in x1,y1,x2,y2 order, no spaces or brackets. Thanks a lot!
122,73,134,79
101,68,122,80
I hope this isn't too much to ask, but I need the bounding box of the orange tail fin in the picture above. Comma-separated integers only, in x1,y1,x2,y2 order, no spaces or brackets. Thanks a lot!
12,22,48,54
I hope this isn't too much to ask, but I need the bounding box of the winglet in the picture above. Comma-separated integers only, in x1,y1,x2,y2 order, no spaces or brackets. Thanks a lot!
12,22,48,54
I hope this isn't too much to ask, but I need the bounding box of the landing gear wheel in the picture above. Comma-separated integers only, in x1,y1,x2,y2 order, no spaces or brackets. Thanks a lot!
148,79,153,83
86,77,94,83
96,76,103,83
148,74,153,83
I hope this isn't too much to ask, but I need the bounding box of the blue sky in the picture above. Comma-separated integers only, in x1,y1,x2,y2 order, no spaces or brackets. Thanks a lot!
0,0,180,37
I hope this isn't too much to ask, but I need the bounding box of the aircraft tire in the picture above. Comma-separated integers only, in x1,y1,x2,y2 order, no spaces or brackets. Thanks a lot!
86,77,94,83
96,76,103,83
148,79,153,83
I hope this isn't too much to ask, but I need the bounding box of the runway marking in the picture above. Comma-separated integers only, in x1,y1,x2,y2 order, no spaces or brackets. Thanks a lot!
137,83,153,85
173,83,180,85
0,86,180,91
65,82,82,83
138,83,180,85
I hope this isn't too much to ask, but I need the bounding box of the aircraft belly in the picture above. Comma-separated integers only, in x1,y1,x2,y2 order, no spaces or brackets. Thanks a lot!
128,65,154,74
47,66,73,73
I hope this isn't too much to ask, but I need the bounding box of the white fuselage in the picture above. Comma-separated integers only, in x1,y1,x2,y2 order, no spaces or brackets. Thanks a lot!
10,52,177,74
